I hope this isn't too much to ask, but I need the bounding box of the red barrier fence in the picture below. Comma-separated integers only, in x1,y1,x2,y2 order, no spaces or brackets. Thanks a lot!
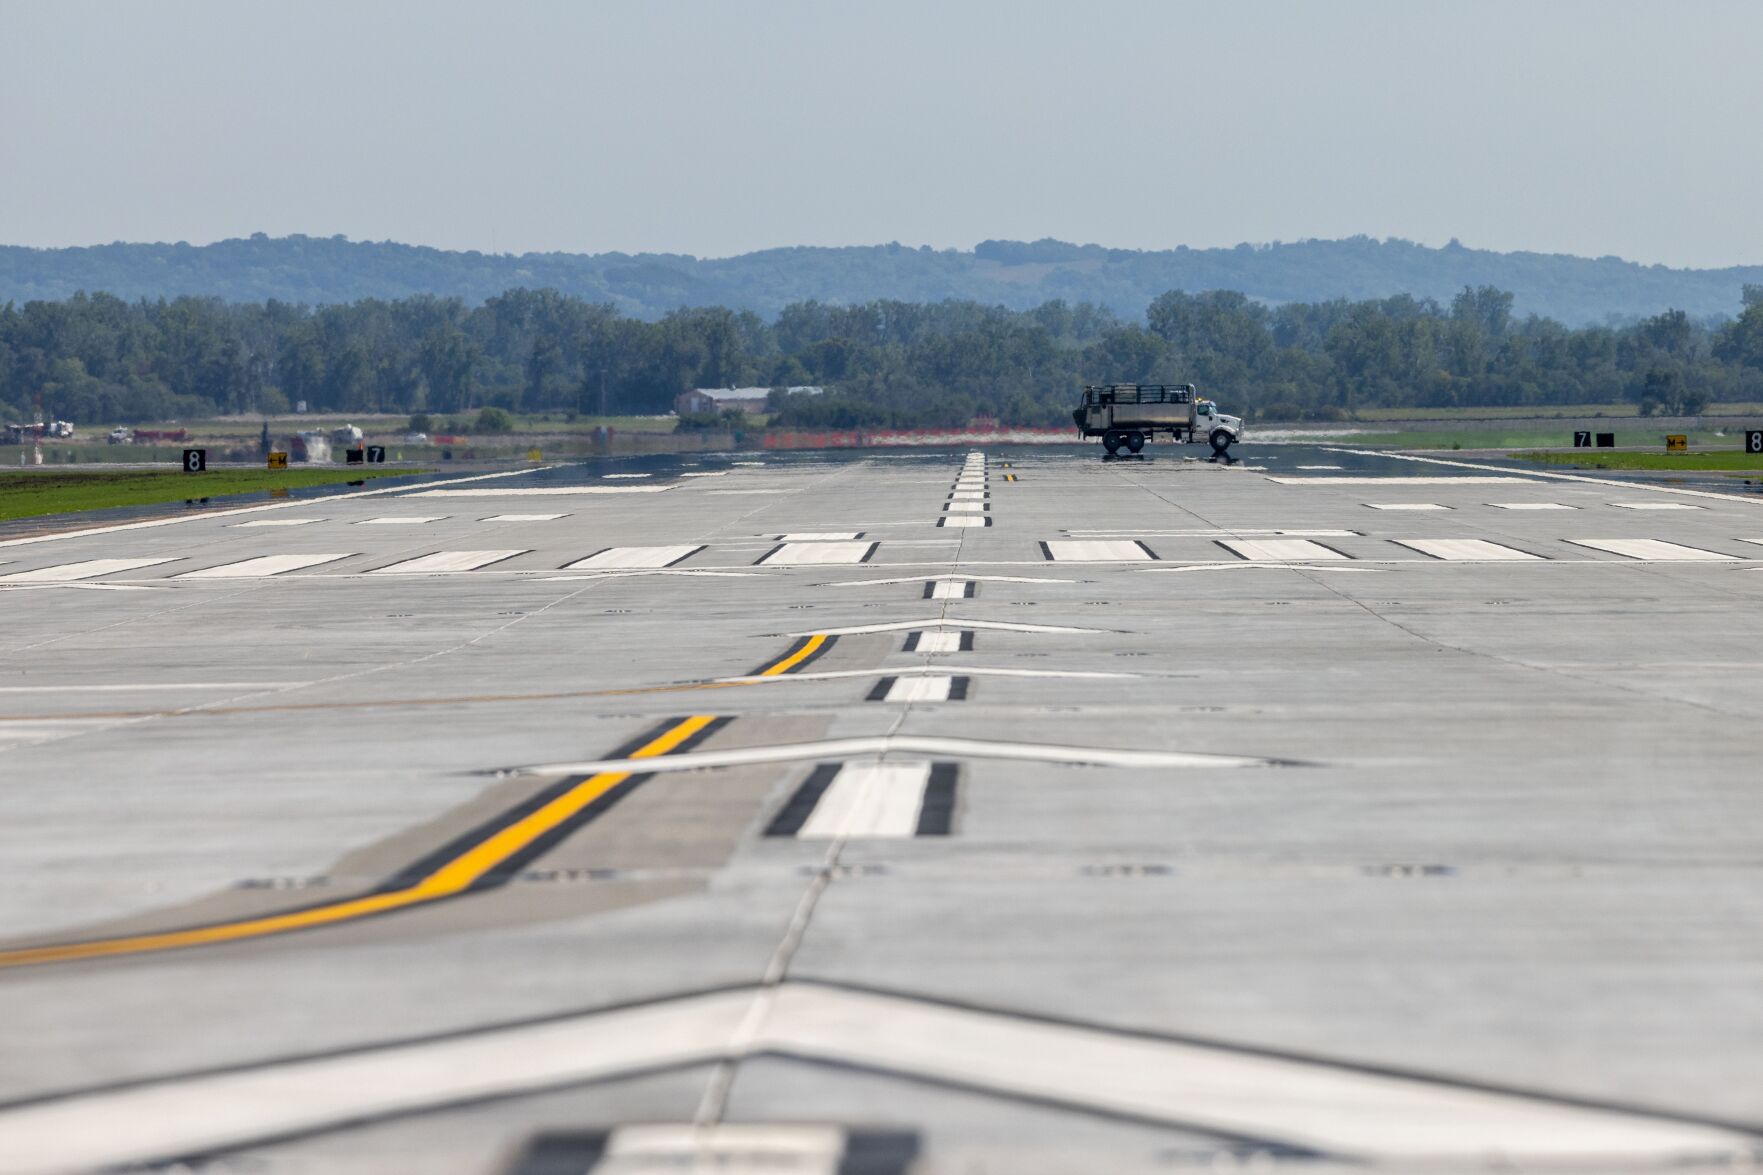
762,427,1072,450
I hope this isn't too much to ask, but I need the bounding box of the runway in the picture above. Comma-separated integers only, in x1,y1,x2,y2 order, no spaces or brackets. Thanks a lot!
2,445,1761,1173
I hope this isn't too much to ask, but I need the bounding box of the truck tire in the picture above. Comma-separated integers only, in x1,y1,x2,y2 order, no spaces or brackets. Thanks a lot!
1102,431,1122,454
1209,429,1233,454
1126,431,1145,453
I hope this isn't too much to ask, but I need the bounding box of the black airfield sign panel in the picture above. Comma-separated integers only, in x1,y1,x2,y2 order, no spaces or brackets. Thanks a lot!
1574,431,1591,448
1747,430,1763,454
182,449,206,473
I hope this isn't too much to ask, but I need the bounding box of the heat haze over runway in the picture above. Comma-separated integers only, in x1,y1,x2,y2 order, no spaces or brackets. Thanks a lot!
2,445,1762,1173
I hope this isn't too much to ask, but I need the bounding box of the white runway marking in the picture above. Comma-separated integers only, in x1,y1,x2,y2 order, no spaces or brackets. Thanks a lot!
562,545,706,570
872,675,960,702
0,557,179,583
903,631,968,653
0,682,311,693
937,514,989,527
408,485,673,497
481,513,567,521
594,1124,846,1174
520,733,1282,777
176,553,354,579
1067,529,1358,538
368,550,528,574
1609,501,1703,510
680,470,728,478
715,666,1129,686
776,532,862,541
927,579,974,599
795,762,936,838
1490,502,1577,510
230,518,320,528
2,984,1744,1171
1042,540,1154,562
1393,539,1542,561
357,515,447,525
1565,539,1737,561
829,574,1070,587
602,473,651,479
1217,539,1348,561
0,718,119,751
949,490,986,500
1364,503,1448,511
944,501,986,512
1296,464,1344,469
789,618,1102,636
1265,476,1535,485
759,542,878,566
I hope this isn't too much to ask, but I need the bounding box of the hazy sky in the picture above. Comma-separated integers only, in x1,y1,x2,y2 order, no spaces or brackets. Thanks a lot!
3,0,1760,268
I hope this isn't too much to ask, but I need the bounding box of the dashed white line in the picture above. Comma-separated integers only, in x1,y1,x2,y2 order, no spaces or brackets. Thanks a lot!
796,762,935,839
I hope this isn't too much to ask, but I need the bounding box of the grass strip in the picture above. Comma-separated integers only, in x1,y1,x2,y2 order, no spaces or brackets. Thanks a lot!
0,467,422,523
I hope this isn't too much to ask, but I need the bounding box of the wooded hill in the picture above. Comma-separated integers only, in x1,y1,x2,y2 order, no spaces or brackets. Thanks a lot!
3,235,1760,326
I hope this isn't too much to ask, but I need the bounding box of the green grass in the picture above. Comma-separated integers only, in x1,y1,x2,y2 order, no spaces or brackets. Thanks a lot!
1332,428,1741,451
1512,450,1763,472
1291,403,1763,424
0,467,420,523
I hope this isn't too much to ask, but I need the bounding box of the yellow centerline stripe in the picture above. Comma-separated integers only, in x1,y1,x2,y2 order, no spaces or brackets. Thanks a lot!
0,639,829,969
758,633,827,677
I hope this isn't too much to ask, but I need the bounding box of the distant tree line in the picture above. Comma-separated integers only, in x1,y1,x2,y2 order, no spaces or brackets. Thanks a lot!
7,234,1763,324
4,285,1762,430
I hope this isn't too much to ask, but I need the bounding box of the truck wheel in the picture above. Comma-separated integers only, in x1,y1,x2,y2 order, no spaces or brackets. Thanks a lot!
1126,431,1145,453
1209,429,1233,454
1102,432,1122,454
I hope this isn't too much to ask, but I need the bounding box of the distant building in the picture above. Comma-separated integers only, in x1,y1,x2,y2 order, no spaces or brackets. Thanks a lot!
674,386,822,416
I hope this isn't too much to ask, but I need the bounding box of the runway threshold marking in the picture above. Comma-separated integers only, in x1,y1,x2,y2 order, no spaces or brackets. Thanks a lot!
0,636,834,970
1564,539,1738,562
175,553,354,579
0,557,179,583
1217,539,1349,562
1392,539,1542,562
368,550,528,574
562,545,706,570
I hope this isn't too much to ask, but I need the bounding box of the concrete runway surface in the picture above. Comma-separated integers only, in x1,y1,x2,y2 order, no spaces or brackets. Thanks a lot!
1,444,1762,1174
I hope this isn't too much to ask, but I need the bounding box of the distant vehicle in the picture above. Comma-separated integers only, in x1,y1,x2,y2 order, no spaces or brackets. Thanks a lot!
108,426,132,444
291,431,332,463
1072,383,1243,456
331,425,364,446
131,428,190,443
4,421,76,442
404,432,428,443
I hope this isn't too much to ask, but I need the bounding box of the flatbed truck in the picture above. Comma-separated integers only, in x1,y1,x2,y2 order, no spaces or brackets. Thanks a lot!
1072,383,1243,456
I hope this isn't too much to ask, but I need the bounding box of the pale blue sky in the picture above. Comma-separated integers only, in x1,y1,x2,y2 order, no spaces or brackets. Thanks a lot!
2,0,1759,267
